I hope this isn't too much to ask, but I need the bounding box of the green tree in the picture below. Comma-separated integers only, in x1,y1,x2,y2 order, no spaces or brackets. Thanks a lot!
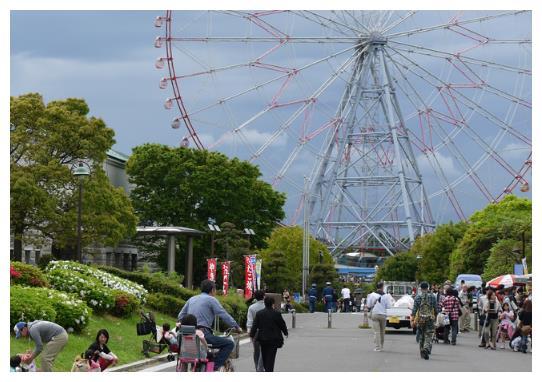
309,263,339,291
412,222,467,284
260,226,334,291
10,93,137,260
375,252,418,282
214,222,251,289
482,238,531,281
126,144,286,284
449,195,531,279
261,251,294,292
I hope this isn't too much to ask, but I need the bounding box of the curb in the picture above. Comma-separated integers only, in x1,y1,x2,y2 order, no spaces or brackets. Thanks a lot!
107,333,250,372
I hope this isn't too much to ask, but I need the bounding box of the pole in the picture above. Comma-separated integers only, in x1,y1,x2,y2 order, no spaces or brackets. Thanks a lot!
76,180,83,263
328,309,332,328
211,231,215,258
302,177,310,300
291,309,296,329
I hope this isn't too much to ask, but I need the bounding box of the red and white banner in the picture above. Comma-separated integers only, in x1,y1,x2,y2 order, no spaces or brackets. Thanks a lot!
207,258,217,282
244,255,256,299
222,261,231,295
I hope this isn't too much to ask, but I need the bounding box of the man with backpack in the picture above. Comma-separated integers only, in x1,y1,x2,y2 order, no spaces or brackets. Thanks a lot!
411,282,438,360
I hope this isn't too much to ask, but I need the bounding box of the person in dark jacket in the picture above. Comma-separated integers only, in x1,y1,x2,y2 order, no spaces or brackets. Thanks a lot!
322,282,334,312
308,284,318,313
249,296,288,372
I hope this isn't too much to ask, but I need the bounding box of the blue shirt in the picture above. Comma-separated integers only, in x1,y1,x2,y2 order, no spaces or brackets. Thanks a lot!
178,293,239,329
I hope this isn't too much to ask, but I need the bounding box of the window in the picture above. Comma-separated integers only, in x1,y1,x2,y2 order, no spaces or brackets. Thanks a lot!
24,250,31,264
35,250,41,264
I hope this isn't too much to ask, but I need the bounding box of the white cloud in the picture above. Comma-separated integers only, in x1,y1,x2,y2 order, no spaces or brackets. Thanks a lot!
416,151,460,179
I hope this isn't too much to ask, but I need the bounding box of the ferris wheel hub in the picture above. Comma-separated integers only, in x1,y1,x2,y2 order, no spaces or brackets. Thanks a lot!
366,32,387,45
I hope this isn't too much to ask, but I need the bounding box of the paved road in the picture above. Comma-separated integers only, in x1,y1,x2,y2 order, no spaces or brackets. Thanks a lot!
148,312,531,372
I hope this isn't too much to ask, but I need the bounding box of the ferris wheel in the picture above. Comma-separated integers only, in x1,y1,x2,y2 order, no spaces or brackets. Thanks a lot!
154,10,531,256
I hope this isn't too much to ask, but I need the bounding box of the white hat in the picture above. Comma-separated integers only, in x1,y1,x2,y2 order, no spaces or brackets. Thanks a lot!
326,281,331,285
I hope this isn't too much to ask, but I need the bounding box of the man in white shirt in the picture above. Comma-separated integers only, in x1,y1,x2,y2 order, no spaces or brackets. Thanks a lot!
366,282,394,351
246,290,266,371
341,285,351,312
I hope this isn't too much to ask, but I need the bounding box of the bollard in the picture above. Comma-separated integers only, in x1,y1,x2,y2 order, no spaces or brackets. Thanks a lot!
291,309,296,329
328,309,332,328
474,311,479,331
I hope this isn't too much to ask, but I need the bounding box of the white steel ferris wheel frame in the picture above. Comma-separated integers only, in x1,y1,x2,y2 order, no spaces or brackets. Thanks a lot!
154,11,532,293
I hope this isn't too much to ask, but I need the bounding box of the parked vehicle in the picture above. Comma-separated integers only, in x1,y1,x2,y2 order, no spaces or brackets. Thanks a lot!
454,274,483,290
382,281,417,301
385,295,416,334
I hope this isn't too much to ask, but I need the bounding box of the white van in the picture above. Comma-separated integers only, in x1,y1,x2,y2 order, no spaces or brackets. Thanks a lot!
454,274,483,290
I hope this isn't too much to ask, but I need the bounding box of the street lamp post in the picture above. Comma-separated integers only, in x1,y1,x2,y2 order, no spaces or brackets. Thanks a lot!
207,218,221,258
73,162,91,263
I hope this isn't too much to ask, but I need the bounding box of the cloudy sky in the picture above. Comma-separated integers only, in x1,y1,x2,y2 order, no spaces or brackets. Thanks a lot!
10,9,532,229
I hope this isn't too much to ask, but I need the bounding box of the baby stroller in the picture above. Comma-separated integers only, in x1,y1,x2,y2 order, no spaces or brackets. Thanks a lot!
137,311,168,358
432,312,449,343
176,325,212,372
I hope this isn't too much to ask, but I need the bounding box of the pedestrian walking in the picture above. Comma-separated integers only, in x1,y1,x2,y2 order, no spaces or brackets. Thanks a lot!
282,289,292,312
246,290,266,372
341,285,351,312
13,320,69,372
458,284,472,332
481,289,501,350
366,282,394,352
411,282,437,360
322,282,335,312
308,283,318,313
441,288,461,345
249,296,289,372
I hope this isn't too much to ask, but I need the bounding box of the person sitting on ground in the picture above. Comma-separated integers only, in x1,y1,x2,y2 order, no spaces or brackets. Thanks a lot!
86,329,118,371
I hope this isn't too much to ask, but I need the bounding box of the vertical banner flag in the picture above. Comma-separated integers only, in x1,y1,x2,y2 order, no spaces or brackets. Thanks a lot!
255,259,262,290
222,261,230,295
250,255,257,292
244,256,254,299
207,258,217,281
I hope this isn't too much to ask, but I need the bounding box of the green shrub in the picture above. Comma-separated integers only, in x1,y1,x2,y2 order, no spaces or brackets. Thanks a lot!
291,301,309,313
37,254,55,270
217,294,248,329
10,286,91,332
145,293,185,317
98,266,152,287
10,286,57,328
10,261,50,288
111,290,140,318
46,268,115,313
46,261,148,303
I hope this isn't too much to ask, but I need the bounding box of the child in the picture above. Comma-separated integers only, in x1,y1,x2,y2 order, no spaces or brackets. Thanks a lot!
71,350,101,372
180,314,209,358
162,323,178,346
11,353,36,372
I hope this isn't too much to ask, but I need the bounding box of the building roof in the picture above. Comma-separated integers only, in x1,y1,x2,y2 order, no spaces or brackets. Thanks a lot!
136,226,204,236
107,149,130,163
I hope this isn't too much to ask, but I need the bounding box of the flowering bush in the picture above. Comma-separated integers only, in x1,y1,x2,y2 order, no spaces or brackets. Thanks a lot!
10,262,49,288
47,261,147,303
111,290,140,318
46,268,115,313
10,286,91,332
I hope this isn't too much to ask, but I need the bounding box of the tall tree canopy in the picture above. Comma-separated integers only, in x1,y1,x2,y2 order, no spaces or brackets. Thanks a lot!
412,222,468,284
260,226,334,291
10,93,137,260
126,144,286,284
375,252,418,282
448,195,531,280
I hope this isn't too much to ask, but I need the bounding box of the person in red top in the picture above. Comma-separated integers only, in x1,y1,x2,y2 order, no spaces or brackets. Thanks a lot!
441,288,461,345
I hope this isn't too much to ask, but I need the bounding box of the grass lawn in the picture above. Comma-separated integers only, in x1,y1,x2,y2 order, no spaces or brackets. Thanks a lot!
10,309,178,372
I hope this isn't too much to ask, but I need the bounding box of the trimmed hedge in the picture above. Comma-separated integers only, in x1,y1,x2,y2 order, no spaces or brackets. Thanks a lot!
10,262,50,288
146,293,186,317
217,294,248,329
291,301,309,313
10,286,91,332
98,266,197,301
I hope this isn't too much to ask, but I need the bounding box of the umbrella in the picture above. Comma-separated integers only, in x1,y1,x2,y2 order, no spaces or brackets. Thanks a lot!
486,274,528,288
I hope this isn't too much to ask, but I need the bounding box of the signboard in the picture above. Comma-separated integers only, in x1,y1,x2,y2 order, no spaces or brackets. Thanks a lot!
514,264,524,276
207,258,217,281
222,261,230,295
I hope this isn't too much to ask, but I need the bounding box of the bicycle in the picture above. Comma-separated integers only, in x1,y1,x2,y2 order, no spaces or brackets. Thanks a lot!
208,327,240,372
